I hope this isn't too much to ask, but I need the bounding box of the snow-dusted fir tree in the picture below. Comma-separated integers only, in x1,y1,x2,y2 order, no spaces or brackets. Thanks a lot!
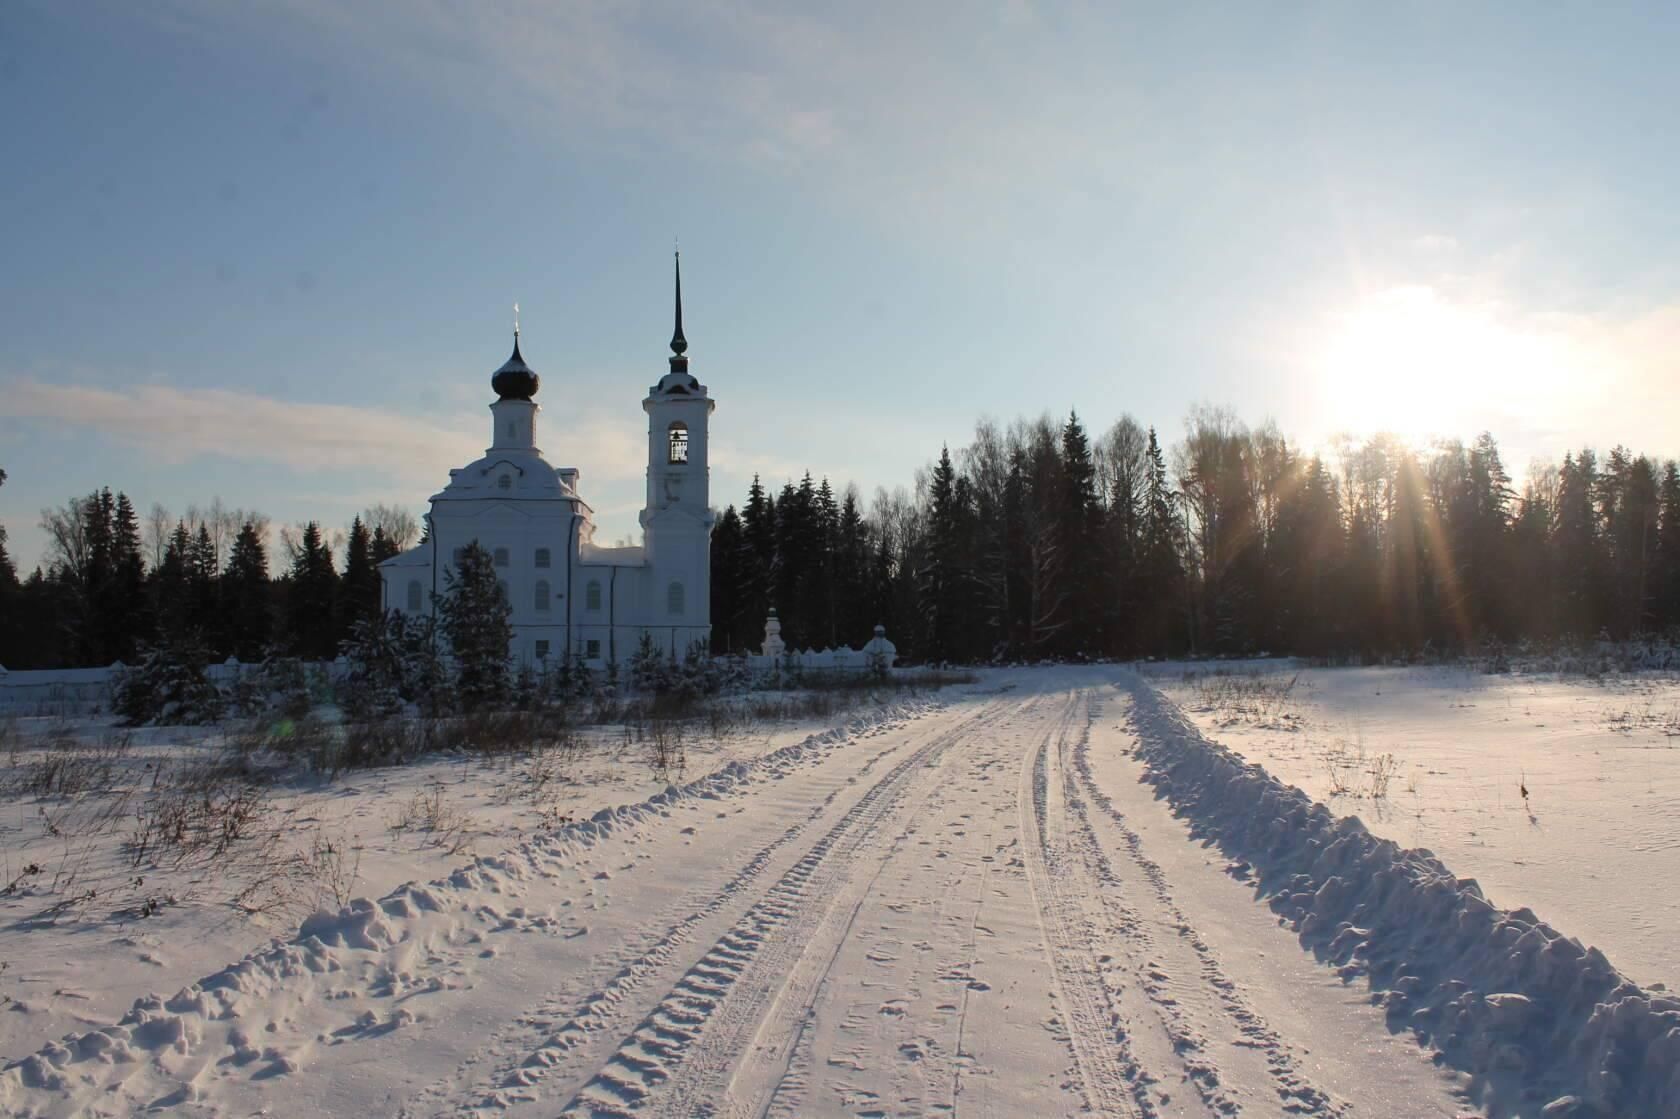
437,541,512,710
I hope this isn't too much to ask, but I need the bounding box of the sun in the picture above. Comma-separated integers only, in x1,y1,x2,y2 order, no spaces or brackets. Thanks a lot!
1314,286,1560,442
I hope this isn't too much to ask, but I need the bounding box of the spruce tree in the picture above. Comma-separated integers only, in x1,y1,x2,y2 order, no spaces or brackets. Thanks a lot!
286,522,339,659
0,468,17,668
437,541,511,710
370,524,400,565
740,475,777,636
1656,462,1680,632
189,524,220,649
708,505,748,652
996,449,1030,657
919,447,962,662
833,489,871,648
152,522,194,643
107,493,149,660
1139,428,1184,654
342,516,380,637
223,521,272,661
1056,411,1102,657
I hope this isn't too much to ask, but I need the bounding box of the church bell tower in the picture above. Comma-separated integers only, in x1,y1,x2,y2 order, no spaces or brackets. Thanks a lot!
641,252,716,545
639,252,715,652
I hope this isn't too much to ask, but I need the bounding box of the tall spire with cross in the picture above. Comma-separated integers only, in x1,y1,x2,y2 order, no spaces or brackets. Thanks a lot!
669,249,688,374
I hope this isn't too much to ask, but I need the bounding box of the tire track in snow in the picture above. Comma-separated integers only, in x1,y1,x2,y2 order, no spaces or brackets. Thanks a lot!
399,731,917,1116
1017,688,1144,1118
1071,687,1349,1117
558,693,1030,1117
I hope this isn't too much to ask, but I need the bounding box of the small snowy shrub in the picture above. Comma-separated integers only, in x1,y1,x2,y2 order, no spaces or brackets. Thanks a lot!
226,652,314,722
339,611,408,721
114,634,225,727
436,543,512,711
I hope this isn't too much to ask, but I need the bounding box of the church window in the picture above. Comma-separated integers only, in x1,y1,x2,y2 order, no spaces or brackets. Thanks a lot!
586,639,601,658
498,474,512,491
493,547,509,567
667,580,685,615
586,580,602,611
497,579,509,603
534,580,551,611
668,422,689,464
535,640,550,660
534,547,551,568
506,421,515,439
406,580,422,612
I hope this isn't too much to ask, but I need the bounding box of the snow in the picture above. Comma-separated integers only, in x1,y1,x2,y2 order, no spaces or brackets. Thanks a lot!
0,698,920,1068
1149,663,1680,993
1,667,1675,1116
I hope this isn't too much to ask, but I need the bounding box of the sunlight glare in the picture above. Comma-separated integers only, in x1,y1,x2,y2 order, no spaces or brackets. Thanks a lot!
1315,286,1567,442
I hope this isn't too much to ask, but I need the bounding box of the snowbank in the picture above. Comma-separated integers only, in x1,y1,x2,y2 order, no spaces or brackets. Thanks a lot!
1125,676,1680,1118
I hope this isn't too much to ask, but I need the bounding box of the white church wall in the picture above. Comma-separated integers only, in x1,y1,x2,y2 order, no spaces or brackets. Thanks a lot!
378,257,716,670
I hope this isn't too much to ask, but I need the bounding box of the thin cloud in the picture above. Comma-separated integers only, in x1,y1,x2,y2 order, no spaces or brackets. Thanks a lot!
3,378,652,486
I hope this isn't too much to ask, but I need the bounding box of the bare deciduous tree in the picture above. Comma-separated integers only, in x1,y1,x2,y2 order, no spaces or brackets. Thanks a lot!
39,498,94,584
145,503,173,569
363,503,420,551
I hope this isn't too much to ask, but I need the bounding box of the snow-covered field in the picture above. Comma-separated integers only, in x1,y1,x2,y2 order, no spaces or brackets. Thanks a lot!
0,697,916,1067
1149,662,1680,993
3,667,1678,1117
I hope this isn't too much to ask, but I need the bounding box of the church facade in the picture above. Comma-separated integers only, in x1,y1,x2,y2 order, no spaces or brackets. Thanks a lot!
379,257,716,668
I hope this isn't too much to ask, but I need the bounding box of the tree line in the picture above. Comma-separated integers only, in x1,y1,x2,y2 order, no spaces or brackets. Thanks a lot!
7,403,1680,671
709,408,1680,663
0,481,420,670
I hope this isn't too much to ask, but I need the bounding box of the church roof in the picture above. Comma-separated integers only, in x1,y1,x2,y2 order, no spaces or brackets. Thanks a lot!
492,333,540,400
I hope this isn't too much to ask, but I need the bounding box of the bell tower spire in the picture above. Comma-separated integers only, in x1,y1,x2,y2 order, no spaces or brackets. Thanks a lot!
669,249,688,374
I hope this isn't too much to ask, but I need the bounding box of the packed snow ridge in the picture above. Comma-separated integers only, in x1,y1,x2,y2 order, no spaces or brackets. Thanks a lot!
1124,676,1680,1118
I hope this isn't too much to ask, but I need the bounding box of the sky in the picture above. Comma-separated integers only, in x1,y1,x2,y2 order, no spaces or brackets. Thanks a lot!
3,2,1679,571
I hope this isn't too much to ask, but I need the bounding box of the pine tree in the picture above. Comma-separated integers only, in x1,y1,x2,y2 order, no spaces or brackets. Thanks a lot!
223,521,272,661
998,449,1032,657
189,524,220,649
1553,451,1603,638
342,516,380,637
107,493,149,660
0,468,18,668
796,476,839,647
740,474,777,638
1056,411,1102,657
833,488,872,648
918,447,963,662
708,505,749,652
437,541,511,710
370,524,400,565
1656,462,1680,633
286,522,339,659
151,522,194,643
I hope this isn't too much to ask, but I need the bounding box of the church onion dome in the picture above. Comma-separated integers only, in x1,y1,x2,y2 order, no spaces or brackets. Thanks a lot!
491,333,540,400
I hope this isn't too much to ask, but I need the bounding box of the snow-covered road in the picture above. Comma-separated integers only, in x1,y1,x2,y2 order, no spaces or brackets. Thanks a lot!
15,668,1637,1117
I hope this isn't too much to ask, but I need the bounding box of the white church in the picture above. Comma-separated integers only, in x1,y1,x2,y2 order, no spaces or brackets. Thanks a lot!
379,256,715,668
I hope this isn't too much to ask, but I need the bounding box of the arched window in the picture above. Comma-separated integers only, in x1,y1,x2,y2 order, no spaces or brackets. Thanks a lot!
497,579,509,603
493,547,509,567
668,421,689,464
667,580,685,615
534,547,551,568
506,421,515,439
534,580,550,611
406,580,422,612
586,580,602,611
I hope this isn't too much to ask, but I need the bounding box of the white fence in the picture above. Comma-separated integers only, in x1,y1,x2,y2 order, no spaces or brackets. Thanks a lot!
0,658,348,715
